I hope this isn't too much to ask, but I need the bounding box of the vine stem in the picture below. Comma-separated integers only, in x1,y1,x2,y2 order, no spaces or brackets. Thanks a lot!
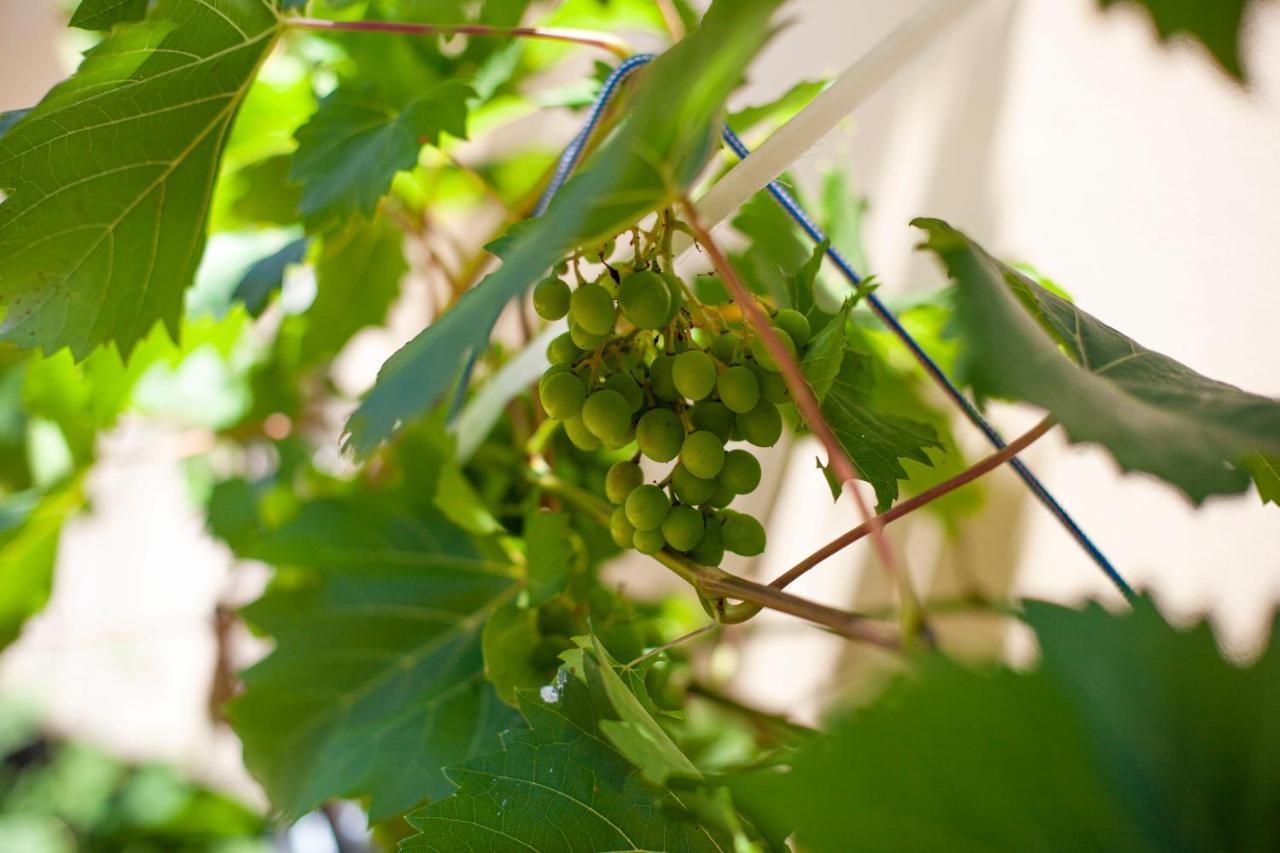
677,199,925,639
286,17,633,58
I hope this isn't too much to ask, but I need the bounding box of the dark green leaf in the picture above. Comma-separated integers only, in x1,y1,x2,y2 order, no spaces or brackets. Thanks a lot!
232,237,306,318
291,82,471,230
821,352,943,511
0,0,283,358
728,80,826,136
1099,0,1252,81
70,0,149,30
799,297,848,402
481,600,545,707
402,668,735,852
735,597,1280,852
342,0,784,456
228,496,519,819
301,219,405,364
786,239,827,319
525,509,574,605
1245,453,1280,506
915,217,1280,504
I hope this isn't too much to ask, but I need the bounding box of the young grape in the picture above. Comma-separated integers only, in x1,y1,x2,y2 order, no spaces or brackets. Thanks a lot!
680,430,725,479
604,373,644,414
632,527,666,555
736,400,783,447
546,332,582,366
605,461,644,504
659,273,685,325
649,355,681,402
582,389,632,447
539,371,586,420
707,481,735,509
563,415,602,451
533,275,571,321
570,323,607,350
754,366,791,403
719,449,762,494
618,270,671,330
671,464,716,505
772,308,812,347
625,484,670,531
570,282,616,336
716,365,760,414
661,505,704,552
609,507,635,548
689,400,734,443
722,512,767,556
635,408,683,463
673,350,716,400
749,328,796,372
689,519,725,566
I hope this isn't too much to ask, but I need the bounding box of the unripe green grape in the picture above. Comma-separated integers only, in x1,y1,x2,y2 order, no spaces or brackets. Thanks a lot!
671,464,716,505
689,521,724,566
618,270,671,330
660,273,685,325
632,527,666,555
570,322,607,350
662,505,704,552
609,507,635,548
711,331,739,364
570,282,616,336
754,365,791,403
538,363,569,396
554,261,569,276
736,400,782,448
582,389,631,446
716,365,760,414
681,430,725,479
773,308,812,347
547,332,582,365
635,408,683,463
539,371,586,420
649,355,680,401
533,276,571,321
689,401,734,443
605,461,644,504
604,373,644,414
720,448,762,494
563,415,601,450
749,328,796,372
625,484,670,531
673,350,716,401
722,512,767,556
707,481,735,509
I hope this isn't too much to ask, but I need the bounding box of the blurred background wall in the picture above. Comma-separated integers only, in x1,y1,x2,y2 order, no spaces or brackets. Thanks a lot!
1,0,1277,804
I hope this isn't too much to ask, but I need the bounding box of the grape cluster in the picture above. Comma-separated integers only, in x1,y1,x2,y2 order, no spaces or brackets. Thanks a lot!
535,255,819,565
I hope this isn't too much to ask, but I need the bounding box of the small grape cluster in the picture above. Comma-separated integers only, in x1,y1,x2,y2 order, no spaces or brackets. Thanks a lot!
534,254,817,565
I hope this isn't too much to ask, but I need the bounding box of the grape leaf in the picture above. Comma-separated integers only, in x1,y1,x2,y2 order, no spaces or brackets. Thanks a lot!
734,596,1280,852
0,0,283,358
525,509,574,606
0,483,83,650
914,218,1280,504
481,601,545,707
231,237,306,318
0,110,30,140
70,0,148,30
341,0,784,457
799,297,848,402
227,495,520,819
728,80,826,136
290,82,471,231
1099,0,1252,81
402,668,735,852
1245,453,1280,505
821,351,944,512
300,219,405,364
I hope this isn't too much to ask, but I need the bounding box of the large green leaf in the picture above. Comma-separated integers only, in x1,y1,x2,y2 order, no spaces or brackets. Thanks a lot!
1245,453,1280,505
402,666,735,852
0,0,283,358
915,218,1280,504
227,495,520,819
1099,0,1252,81
735,597,1280,852
341,0,784,457
70,0,148,30
0,484,82,650
821,351,944,512
291,82,471,231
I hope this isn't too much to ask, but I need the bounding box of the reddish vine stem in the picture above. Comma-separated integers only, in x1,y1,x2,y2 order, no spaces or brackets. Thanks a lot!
286,18,633,58
677,199,924,636
771,416,1058,591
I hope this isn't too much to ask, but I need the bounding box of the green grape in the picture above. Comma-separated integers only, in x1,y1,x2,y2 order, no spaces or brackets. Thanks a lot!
689,520,724,566
720,448,762,494
711,331,739,363
716,365,760,414
625,484,670,531
570,282,616,336
539,371,586,420
660,273,685,325
532,275,571,321
671,464,716,505
673,350,716,400
773,308,812,347
554,261,569,276
722,512,766,556
662,505,704,552
749,328,796,372
736,400,782,447
604,372,644,413
595,238,618,261
563,415,601,450
689,400,734,443
546,332,582,365
582,390,632,446
635,408,683,462
609,507,635,548
707,481,735,509
605,461,644,504
618,270,671,330
570,322,607,350
681,430,725,479
754,365,791,403
632,527,666,555
649,355,681,401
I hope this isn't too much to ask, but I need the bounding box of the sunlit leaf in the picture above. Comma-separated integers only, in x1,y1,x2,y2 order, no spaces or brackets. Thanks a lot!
1099,0,1252,81
70,0,148,30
